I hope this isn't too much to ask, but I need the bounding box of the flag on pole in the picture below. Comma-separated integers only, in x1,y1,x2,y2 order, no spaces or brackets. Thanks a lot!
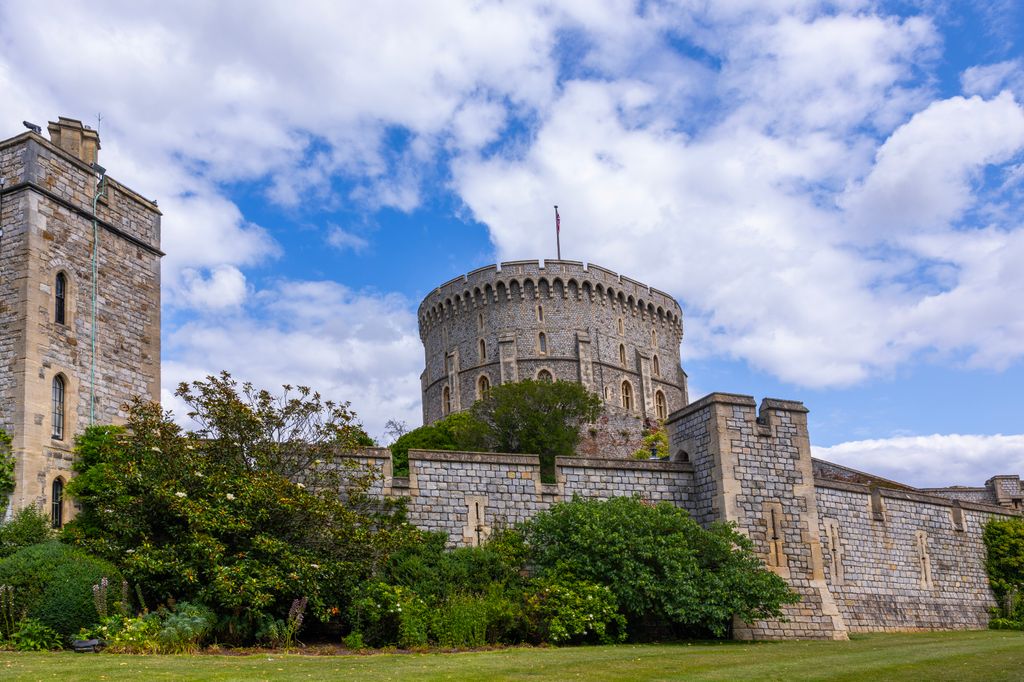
554,205,561,260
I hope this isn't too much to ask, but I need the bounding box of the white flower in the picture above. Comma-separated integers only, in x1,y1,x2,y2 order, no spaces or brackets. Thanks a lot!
296,482,306,489
225,493,236,501
175,491,187,498
150,446,161,452
310,564,320,569
195,471,204,478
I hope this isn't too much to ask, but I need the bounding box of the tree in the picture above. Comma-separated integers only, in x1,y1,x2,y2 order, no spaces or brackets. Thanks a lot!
389,412,485,476
521,496,798,637
469,379,602,478
0,429,14,518
63,373,414,638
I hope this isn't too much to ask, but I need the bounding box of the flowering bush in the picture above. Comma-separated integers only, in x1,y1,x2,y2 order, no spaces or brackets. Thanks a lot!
63,374,414,641
348,581,429,648
527,577,626,644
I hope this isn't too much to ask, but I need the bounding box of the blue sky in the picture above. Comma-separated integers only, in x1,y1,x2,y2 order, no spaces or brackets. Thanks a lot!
3,1,1023,486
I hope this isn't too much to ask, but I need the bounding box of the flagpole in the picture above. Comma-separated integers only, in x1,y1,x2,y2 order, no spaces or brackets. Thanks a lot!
554,205,561,260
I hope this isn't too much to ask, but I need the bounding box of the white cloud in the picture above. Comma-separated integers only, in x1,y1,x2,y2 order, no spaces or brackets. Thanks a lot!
326,226,370,253
178,265,248,310
961,59,1024,98
163,280,423,442
813,434,1024,488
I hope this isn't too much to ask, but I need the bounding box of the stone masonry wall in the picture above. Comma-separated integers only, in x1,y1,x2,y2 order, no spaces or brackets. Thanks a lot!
0,131,161,514
400,449,693,547
667,394,849,640
417,260,688,458
815,481,1013,631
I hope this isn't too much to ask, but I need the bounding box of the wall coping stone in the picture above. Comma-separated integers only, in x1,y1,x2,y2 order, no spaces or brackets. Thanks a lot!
556,456,694,472
408,449,541,466
666,392,757,422
814,478,1020,516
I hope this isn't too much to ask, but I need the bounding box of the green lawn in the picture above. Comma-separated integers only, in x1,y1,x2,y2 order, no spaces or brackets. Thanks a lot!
1,631,1022,681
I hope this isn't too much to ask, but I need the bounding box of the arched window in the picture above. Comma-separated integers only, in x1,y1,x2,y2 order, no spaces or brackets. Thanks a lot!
617,318,624,335
655,391,667,420
651,328,657,348
51,375,65,440
604,386,612,402
51,478,64,529
621,381,633,411
54,273,67,325
479,338,487,361
478,312,484,331
537,305,544,323
653,355,660,377
478,375,491,398
537,369,553,382
538,332,547,355
619,344,627,367
442,385,451,415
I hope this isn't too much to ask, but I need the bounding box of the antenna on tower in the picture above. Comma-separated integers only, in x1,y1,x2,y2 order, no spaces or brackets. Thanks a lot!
96,113,103,135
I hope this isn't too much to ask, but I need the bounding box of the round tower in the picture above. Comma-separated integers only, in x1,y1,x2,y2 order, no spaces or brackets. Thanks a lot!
417,260,688,457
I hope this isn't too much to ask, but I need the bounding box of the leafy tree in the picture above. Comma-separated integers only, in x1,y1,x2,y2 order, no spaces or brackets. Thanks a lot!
469,379,602,478
63,373,414,637
0,429,14,517
521,496,798,637
984,518,1024,621
631,422,669,460
0,506,54,559
389,412,487,476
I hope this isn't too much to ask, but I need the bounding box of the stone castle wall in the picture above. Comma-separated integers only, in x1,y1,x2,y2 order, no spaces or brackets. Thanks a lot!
815,482,1001,631
0,127,161,514
417,260,688,458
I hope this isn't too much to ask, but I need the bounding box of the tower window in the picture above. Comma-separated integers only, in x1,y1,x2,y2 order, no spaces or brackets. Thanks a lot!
477,375,491,398
651,328,657,348
537,369,553,382
538,332,547,355
655,390,667,420
442,385,451,415
621,381,633,411
51,478,64,529
537,305,544,323
619,344,627,367
55,273,67,325
479,338,486,361
478,312,484,331
617,318,624,335
653,355,660,377
52,375,66,440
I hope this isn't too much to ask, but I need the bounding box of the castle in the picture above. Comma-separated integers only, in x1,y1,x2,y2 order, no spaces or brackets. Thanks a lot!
1,117,1022,640
0,118,161,522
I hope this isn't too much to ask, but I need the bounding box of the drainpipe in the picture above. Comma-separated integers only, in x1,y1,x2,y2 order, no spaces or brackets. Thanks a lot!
90,168,106,425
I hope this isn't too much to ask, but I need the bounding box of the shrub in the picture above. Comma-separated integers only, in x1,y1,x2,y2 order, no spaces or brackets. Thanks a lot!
430,593,489,647
984,518,1024,617
157,601,217,653
348,581,429,649
0,541,123,640
527,577,626,644
390,412,485,476
521,496,798,637
63,375,414,637
10,617,63,651
0,506,54,559
0,430,13,519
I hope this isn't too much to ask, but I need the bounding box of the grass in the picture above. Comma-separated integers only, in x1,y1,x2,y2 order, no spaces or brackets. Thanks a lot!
1,631,1022,681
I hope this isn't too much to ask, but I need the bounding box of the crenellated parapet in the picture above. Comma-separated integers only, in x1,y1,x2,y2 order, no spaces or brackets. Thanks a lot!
417,260,688,451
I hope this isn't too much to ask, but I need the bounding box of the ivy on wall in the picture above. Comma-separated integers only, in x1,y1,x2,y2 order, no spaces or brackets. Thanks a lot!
0,429,14,517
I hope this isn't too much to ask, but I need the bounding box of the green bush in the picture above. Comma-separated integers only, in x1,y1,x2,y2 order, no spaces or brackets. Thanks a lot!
10,617,63,651
430,593,489,647
0,429,14,519
390,412,484,476
157,602,217,653
348,581,429,649
0,506,54,559
0,541,123,640
984,518,1024,618
521,496,798,637
526,576,626,644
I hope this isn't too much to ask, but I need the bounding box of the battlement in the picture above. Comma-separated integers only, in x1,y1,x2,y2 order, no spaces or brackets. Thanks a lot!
418,260,683,336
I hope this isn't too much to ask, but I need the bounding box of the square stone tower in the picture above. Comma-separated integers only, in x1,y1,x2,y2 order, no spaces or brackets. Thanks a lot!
0,117,162,523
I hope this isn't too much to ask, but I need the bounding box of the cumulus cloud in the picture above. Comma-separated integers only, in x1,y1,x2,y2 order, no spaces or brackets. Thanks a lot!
326,226,370,253
813,434,1024,488
163,280,423,442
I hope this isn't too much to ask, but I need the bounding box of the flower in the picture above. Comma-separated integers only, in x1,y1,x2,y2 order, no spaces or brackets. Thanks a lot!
150,446,161,452
225,493,236,501
310,564,320,569
296,482,306,489
175,491,187,498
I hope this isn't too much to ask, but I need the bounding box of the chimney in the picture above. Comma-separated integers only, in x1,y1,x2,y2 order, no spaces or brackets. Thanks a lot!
47,116,101,166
